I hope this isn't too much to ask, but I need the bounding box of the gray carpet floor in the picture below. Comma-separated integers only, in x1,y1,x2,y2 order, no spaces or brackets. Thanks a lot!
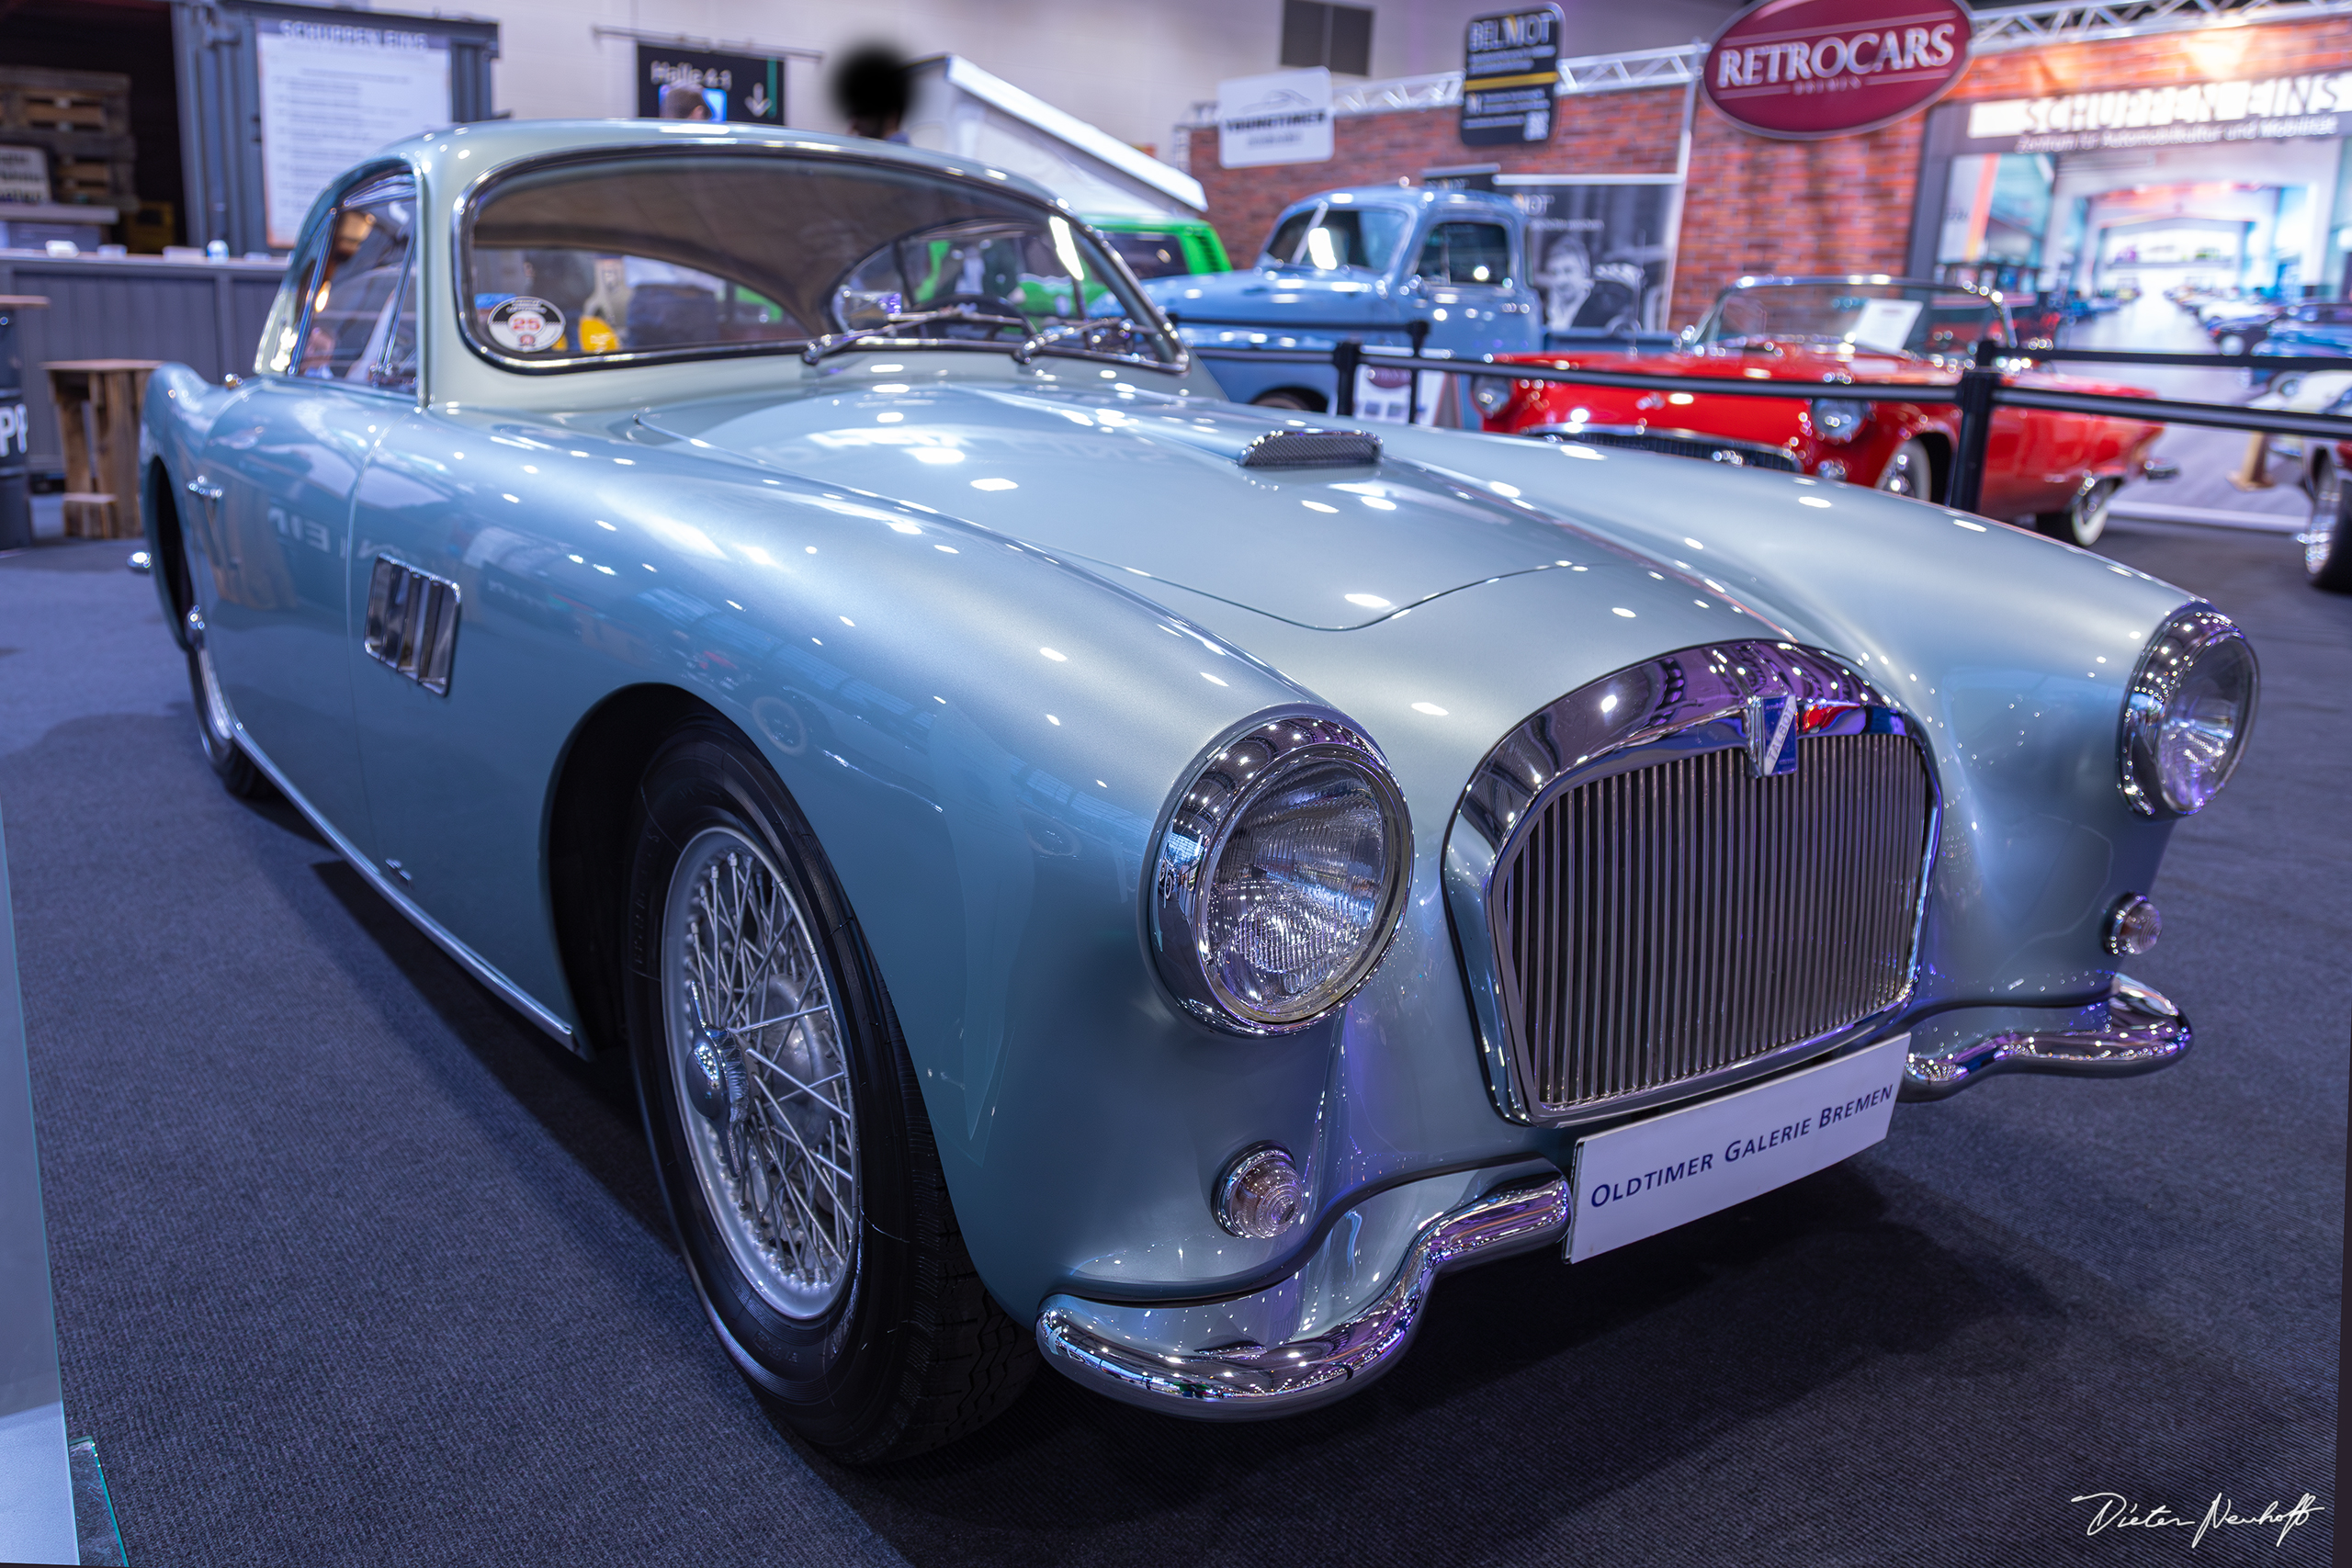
0,519,2341,1566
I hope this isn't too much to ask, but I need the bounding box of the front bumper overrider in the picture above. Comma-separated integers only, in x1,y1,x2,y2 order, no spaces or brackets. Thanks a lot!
1037,976,2189,1417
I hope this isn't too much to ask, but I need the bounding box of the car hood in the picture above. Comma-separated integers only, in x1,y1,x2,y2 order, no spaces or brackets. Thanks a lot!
1496,343,1946,386
631,378,1727,631
1142,266,1393,332
1490,343,2155,398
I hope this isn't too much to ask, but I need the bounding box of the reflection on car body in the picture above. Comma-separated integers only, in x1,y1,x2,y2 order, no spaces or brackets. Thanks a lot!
140,122,2255,1462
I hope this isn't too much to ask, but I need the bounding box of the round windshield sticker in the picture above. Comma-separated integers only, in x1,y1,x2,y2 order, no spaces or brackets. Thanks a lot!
487,295,564,353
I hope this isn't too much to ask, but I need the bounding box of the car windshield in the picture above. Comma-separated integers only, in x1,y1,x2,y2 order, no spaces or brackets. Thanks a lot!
1699,281,2007,356
1258,203,1412,272
462,151,1177,368
1099,231,1194,280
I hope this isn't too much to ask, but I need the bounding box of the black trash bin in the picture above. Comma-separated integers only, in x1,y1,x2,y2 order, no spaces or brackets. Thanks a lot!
0,296,40,553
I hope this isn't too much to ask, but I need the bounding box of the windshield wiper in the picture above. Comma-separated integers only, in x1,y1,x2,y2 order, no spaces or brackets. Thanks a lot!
1011,316,1157,365
802,306,1033,365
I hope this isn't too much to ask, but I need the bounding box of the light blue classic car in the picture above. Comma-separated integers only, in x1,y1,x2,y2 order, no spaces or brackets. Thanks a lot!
1142,185,1548,416
141,120,2256,1461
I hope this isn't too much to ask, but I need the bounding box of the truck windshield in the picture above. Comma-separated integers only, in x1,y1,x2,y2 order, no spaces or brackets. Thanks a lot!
1258,204,1412,272
462,151,1176,368
1699,282,2007,357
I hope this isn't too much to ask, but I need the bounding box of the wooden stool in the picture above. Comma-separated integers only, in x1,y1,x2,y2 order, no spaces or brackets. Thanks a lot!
60,492,118,538
45,358,161,541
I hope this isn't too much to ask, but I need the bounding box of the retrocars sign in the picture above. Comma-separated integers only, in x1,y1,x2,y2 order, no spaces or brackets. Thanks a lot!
1702,0,1972,141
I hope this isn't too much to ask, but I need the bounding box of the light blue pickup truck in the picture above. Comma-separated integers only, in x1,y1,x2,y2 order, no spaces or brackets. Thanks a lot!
1141,184,1660,417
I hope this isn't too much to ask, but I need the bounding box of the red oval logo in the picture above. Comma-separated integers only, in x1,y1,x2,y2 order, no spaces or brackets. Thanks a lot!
1702,0,1973,140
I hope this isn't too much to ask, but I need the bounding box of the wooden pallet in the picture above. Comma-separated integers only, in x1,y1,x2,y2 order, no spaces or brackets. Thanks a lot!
0,67,135,229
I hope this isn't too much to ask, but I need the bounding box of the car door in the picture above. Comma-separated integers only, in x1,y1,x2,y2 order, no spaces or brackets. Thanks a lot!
1404,219,1534,355
188,169,418,846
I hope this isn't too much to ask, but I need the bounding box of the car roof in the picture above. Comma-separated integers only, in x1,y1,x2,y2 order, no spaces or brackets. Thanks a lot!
1274,185,1519,217
373,117,1066,210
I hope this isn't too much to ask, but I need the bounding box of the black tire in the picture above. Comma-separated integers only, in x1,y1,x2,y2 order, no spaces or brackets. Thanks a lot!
2308,456,2352,593
2034,477,2119,547
183,610,266,797
622,719,1034,1463
1252,389,1322,412
1874,437,1936,500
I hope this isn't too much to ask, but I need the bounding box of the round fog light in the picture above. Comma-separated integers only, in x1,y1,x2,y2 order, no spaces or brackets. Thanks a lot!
1216,1145,1305,1239
2104,893,2161,956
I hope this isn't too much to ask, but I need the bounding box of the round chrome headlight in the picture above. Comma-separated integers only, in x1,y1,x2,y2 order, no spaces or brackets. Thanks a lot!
2120,604,2258,818
1810,398,1870,443
1152,714,1411,1033
1469,375,1515,416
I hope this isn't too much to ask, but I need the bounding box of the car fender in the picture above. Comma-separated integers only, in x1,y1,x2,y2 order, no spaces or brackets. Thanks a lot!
1372,423,2199,1008
354,407,1397,1313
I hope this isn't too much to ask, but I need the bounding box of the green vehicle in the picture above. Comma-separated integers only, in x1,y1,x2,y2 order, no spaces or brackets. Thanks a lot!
1085,216,1229,281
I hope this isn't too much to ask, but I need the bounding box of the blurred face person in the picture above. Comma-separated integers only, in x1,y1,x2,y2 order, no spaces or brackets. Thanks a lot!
660,83,712,120
1537,239,1594,333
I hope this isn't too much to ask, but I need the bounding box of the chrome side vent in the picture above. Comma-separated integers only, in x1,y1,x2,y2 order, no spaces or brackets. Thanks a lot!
364,556,460,695
1238,429,1382,469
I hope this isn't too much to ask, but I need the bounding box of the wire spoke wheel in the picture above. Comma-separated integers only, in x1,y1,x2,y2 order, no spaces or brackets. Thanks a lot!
662,827,858,1319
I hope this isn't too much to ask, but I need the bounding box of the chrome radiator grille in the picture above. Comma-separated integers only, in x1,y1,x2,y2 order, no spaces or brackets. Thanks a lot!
1490,732,1931,1114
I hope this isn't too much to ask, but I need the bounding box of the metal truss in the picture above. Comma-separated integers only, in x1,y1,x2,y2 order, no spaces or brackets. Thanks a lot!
1175,0,2349,125
1971,0,2352,51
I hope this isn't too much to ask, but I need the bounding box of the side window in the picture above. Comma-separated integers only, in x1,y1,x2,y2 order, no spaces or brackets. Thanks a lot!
294,178,418,384
1414,222,1511,287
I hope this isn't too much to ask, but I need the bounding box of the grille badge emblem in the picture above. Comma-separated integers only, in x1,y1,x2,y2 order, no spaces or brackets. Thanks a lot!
1746,693,1800,777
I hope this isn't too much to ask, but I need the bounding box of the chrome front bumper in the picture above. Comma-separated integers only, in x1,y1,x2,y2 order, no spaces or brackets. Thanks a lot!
1899,974,2190,1100
1037,1166,1569,1420
1039,976,2188,1418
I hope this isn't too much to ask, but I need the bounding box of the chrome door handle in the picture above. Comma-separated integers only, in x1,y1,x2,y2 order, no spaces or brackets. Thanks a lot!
186,477,223,501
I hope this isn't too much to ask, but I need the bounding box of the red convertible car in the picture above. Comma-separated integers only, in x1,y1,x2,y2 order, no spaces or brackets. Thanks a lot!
1473,276,2171,546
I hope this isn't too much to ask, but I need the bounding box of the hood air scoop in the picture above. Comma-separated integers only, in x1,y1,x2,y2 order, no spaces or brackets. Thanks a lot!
1237,429,1382,470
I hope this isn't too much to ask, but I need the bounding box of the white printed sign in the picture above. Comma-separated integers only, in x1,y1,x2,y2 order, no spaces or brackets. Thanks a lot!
258,17,451,249
0,146,51,206
1352,366,1447,425
1217,69,1334,168
1567,1034,1906,1262
1849,299,1923,354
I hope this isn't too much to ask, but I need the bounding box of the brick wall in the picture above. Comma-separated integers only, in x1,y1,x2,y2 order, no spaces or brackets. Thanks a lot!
1182,15,2352,323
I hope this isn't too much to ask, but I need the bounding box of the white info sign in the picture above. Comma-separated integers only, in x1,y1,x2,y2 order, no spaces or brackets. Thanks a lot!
257,17,452,248
1567,1034,1906,1263
1216,68,1335,167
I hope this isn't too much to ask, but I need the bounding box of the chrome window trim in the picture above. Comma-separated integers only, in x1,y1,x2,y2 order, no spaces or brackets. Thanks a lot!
1442,640,1941,1126
1149,709,1412,1037
2118,602,2256,818
447,141,1188,378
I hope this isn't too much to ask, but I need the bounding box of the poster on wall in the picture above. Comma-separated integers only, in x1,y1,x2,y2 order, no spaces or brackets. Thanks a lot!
636,45,786,123
1462,6,1564,147
257,17,451,249
1216,69,1334,167
1702,0,1972,141
1506,178,1681,336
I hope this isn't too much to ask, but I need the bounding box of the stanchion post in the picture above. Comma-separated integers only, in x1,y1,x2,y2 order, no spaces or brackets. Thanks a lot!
1949,338,2001,514
1406,320,1430,425
1333,338,1361,418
